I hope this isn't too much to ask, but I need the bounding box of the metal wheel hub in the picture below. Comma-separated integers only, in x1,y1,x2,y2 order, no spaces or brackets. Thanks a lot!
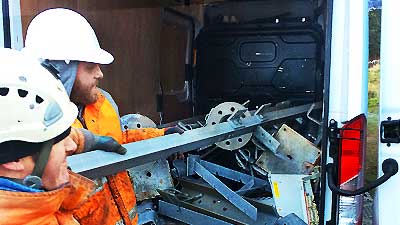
121,114,157,129
206,102,252,150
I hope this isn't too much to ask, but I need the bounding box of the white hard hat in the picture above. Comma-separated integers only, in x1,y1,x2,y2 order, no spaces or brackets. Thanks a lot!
0,48,78,144
23,8,114,64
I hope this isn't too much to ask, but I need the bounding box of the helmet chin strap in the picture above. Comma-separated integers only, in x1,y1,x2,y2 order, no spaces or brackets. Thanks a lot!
22,140,54,190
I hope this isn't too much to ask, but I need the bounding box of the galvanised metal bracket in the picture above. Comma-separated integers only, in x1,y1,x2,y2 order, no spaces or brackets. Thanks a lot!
253,126,280,154
158,200,233,225
227,108,248,129
187,155,258,221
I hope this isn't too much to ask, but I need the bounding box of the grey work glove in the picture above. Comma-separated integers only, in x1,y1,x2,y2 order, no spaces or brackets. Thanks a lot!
164,126,185,161
164,126,185,135
81,129,127,155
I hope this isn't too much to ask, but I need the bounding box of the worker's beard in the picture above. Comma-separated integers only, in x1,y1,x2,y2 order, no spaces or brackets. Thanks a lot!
70,80,99,106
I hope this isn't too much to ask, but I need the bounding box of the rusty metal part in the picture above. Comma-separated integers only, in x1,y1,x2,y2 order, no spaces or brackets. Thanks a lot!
255,124,320,174
255,149,304,174
206,102,252,150
127,159,173,201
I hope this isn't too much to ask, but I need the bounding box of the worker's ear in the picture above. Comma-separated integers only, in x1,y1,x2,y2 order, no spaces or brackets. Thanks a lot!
0,160,25,171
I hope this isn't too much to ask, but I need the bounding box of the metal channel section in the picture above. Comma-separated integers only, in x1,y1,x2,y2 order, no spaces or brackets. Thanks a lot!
158,200,233,225
192,156,268,190
187,156,258,221
253,126,280,154
158,178,279,225
68,102,321,179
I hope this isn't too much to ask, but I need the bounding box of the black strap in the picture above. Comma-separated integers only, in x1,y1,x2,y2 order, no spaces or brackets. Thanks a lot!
40,60,61,80
77,106,88,129
31,139,54,178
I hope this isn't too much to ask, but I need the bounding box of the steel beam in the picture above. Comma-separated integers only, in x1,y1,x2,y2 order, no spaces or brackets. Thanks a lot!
67,102,321,179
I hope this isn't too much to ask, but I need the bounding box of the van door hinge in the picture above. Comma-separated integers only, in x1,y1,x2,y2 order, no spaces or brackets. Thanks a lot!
328,119,339,158
380,118,400,145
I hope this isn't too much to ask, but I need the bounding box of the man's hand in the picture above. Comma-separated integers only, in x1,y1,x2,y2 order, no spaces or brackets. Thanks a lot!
167,152,185,161
92,135,127,155
164,126,185,160
164,126,185,135
79,128,127,155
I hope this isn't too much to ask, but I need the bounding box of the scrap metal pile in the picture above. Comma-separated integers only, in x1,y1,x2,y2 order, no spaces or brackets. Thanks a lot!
68,101,323,225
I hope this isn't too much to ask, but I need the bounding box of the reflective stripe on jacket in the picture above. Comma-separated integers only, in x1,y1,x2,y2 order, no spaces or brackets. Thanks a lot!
72,89,164,225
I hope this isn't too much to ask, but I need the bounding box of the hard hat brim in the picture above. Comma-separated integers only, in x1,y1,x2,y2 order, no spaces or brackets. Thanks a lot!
22,47,114,65
82,48,114,65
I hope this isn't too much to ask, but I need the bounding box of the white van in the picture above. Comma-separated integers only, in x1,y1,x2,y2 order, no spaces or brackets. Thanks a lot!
0,0,396,225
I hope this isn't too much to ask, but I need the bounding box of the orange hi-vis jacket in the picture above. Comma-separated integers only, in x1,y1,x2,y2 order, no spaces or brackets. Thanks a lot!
71,89,165,225
0,171,95,225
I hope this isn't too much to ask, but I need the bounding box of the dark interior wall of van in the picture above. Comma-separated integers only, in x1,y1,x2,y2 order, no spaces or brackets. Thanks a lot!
20,0,202,123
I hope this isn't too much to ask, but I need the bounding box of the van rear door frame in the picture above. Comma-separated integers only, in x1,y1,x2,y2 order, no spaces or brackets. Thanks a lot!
0,0,23,49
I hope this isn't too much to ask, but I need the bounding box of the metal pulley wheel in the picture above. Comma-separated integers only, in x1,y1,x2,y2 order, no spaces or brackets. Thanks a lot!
206,102,252,150
121,113,157,129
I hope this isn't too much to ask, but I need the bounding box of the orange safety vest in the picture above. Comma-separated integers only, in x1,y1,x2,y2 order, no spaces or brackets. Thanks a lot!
71,89,165,225
0,171,95,225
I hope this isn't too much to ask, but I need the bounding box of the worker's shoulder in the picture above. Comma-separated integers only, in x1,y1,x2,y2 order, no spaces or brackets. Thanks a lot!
99,88,114,101
98,88,119,115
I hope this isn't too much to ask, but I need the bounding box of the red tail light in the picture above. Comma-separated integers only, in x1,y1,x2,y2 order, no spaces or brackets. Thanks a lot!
338,114,367,185
337,114,366,225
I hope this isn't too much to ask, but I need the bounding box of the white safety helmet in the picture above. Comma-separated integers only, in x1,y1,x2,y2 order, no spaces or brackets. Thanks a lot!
0,48,78,144
23,8,113,64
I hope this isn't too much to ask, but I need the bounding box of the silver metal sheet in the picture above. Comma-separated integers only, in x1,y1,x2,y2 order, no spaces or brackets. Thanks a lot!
256,124,320,174
68,102,321,179
127,159,173,201
255,149,303,174
274,124,320,172
269,174,309,223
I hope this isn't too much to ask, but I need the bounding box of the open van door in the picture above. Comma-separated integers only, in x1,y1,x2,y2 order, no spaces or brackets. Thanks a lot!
0,0,23,49
376,1,400,224
324,1,370,224
324,1,397,225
